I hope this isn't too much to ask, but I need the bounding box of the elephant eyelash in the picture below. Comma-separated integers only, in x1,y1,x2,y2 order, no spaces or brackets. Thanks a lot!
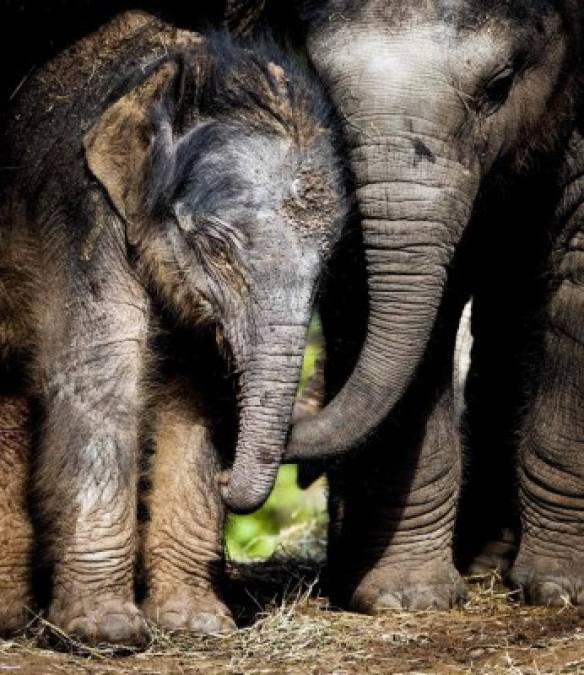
174,205,246,248
481,66,516,116
201,215,247,253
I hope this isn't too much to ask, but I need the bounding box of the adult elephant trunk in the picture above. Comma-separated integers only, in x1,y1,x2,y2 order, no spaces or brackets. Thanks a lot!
223,321,307,514
287,136,479,459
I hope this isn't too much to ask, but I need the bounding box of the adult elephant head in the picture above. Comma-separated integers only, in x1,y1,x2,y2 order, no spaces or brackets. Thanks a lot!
229,0,584,457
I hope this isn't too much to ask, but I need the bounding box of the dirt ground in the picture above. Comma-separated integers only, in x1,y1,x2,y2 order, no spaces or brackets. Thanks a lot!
1,560,583,675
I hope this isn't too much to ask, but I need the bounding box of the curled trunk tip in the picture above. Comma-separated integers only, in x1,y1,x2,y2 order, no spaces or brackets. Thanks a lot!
221,464,279,514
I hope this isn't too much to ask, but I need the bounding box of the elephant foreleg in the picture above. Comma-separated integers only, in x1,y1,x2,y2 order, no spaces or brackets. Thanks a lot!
328,383,465,613
0,396,34,634
35,281,150,646
320,232,464,612
141,378,234,635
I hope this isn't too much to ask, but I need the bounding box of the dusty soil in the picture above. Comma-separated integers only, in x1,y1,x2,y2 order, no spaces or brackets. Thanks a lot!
1,560,583,675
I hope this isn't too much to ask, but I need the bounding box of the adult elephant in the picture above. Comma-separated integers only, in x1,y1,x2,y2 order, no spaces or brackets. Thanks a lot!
228,0,584,612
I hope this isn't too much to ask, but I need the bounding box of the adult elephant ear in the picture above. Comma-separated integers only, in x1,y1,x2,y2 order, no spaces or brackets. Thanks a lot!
225,0,267,35
83,56,189,227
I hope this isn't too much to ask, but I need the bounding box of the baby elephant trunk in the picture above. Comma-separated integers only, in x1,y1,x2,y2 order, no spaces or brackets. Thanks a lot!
222,322,308,514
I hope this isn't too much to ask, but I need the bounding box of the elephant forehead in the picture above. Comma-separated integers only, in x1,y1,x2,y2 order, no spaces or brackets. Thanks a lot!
309,15,559,110
313,0,557,29
311,26,446,85
309,27,464,120
310,19,524,76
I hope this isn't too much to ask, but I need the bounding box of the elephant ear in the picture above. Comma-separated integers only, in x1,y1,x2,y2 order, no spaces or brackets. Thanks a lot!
83,58,186,224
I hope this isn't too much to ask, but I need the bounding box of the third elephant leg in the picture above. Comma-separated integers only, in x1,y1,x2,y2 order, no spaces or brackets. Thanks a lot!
510,262,584,605
141,378,235,635
327,382,464,613
319,227,464,613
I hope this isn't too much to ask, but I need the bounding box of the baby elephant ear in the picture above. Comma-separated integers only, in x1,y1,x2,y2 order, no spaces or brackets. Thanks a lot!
225,0,266,35
83,59,181,222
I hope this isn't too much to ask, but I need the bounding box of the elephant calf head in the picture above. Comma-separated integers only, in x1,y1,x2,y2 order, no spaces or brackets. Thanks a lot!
84,36,347,513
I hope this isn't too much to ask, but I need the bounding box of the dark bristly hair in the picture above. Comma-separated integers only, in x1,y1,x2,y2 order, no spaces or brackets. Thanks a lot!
134,29,343,226
186,30,335,141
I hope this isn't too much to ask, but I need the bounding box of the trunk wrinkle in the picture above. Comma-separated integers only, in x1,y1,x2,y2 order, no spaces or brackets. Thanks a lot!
285,167,477,460
223,322,308,514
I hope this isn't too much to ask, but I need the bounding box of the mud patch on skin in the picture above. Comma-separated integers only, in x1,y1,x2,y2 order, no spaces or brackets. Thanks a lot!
282,166,343,239
2,564,584,673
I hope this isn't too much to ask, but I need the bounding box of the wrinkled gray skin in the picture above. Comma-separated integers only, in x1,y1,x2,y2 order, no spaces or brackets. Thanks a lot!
0,11,345,643
231,0,584,612
300,0,584,611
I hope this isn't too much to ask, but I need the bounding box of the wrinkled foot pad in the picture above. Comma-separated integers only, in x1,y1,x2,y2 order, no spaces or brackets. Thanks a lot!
345,564,467,614
49,596,150,647
510,565,584,607
143,592,236,635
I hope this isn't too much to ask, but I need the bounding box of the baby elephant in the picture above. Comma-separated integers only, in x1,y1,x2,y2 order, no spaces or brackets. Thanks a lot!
0,11,345,644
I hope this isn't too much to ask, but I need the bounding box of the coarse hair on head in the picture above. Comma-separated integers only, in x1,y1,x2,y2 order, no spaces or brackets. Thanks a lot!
186,29,338,146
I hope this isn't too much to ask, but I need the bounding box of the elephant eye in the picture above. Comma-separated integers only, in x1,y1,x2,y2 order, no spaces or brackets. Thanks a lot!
483,67,515,115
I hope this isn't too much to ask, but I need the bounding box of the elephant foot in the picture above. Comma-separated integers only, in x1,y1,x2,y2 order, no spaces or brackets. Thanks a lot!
340,562,466,613
464,528,517,577
0,584,32,635
509,555,584,607
143,589,235,635
48,595,150,647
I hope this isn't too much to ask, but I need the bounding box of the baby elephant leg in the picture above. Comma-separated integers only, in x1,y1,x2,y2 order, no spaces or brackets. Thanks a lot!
0,397,34,634
35,286,150,647
142,379,234,635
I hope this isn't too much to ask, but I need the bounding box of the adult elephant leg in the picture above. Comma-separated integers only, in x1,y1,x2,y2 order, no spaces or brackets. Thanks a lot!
324,274,466,611
0,396,34,634
328,377,464,612
510,291,584,605
509,132,584,606
36,274,149,646
141,378,235,635
510,260,584,604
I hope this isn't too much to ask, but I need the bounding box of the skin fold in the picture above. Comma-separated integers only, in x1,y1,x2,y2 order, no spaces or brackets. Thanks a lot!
0,11,346,644
229,0,584,613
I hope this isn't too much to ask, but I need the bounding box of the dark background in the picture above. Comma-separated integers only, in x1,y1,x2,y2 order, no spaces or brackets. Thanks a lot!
0,1,228,113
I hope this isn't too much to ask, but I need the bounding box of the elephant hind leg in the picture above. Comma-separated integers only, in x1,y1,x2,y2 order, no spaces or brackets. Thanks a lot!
141,379,235,636
0,396,34,635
